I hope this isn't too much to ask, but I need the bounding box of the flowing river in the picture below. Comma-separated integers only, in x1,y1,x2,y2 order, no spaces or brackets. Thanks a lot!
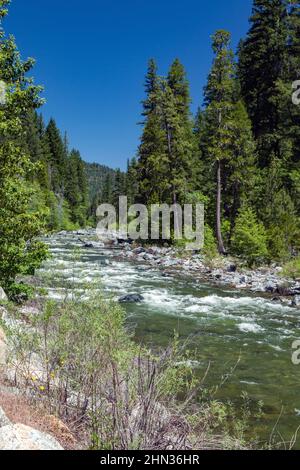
37,233,300,448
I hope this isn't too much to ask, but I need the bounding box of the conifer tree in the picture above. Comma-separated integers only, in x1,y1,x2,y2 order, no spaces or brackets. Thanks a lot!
203,30,235,254
238,0,288,167
137,59,167,205
46,118,67,194
0,0,47,295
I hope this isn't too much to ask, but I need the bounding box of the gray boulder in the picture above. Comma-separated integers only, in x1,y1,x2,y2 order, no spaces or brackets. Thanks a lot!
119,294,144,303
100,259,110,266
265,280,277,293
0,423,63,450
133,247,146,255
143,253,154,261
292,295,300,307
227,264,237,273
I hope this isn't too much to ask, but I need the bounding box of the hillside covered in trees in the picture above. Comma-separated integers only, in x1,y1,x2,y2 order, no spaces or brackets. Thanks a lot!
1,0,300,295
127,0,300,266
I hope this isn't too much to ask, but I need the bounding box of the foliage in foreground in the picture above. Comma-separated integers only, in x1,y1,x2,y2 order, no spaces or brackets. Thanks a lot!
3,292,268,450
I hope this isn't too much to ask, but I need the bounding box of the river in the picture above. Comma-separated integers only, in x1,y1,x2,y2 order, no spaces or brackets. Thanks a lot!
36,233,300,448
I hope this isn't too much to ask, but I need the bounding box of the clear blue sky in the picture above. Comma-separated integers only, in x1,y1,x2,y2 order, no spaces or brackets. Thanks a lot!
5,0,253,169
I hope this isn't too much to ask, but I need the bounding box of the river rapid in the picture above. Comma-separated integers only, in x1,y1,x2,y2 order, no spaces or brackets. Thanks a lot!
36,232,300,448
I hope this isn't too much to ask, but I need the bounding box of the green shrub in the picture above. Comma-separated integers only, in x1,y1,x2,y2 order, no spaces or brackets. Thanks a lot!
7,293,197,450
282,257,300,279
203,224,218,258
231,207,268,267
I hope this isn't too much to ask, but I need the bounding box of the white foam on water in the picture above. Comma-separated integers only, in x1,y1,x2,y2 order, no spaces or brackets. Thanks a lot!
142,289,184,310
184,304,211,314
240,380,259,386
238,322,265,333
269,344,285,352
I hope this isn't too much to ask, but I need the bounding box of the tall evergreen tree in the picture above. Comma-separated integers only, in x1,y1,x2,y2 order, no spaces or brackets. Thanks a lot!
65,149,88,226
136,59,168,204
46,118,67,194
203,30,235,254
0,0,47,295
238,0,288,167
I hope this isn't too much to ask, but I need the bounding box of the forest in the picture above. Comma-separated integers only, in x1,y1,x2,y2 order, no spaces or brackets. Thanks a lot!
1,0,300,453
0,0,300,296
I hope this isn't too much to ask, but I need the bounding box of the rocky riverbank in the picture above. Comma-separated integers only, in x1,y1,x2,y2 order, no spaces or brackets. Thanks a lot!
57,228,300,309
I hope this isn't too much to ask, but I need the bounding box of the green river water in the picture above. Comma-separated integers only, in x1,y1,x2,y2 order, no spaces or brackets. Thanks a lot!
37,234,300,448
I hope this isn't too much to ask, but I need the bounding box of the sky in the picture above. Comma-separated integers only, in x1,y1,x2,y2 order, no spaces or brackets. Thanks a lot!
5,0,253,169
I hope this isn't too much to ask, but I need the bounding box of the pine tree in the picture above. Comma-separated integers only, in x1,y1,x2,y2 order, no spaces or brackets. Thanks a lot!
23,111,50,189
238,0,288,167
65,149,88,226
113,168,126,212
46,118,67,194
225,100,257,242
167,58,191,118
159,79,194,207
102,173,113,204
126,158,139,205
136,59,168,205
167,59,197,200
0,0,47,295
203,30,235,254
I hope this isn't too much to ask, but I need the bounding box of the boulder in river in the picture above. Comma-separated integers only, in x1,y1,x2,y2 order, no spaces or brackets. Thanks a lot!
119,294,144,303
133,247,146,255
265,280,277,293
291,295,300,307
100,259,110,266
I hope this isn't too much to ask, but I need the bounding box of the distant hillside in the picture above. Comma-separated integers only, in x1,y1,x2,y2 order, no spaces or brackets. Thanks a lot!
85,162,119,201
85,163,127,221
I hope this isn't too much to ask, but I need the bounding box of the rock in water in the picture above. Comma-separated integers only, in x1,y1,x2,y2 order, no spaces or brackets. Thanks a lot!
292,295,300,307
265,281,277,293
118,294,144,303
0,288,7,302
0,423,63,450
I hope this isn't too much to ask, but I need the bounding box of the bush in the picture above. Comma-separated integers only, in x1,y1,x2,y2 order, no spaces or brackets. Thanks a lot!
231,207,268,267
6,294,198,450
203,225,218,258
282,258,300,279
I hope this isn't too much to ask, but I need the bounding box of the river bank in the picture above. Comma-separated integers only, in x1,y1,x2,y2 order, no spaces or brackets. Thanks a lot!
57,228,300,309
14,229,300,448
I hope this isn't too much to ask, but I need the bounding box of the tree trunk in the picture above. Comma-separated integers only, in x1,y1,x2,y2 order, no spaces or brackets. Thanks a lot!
229,181,239,246
216,160,226,255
